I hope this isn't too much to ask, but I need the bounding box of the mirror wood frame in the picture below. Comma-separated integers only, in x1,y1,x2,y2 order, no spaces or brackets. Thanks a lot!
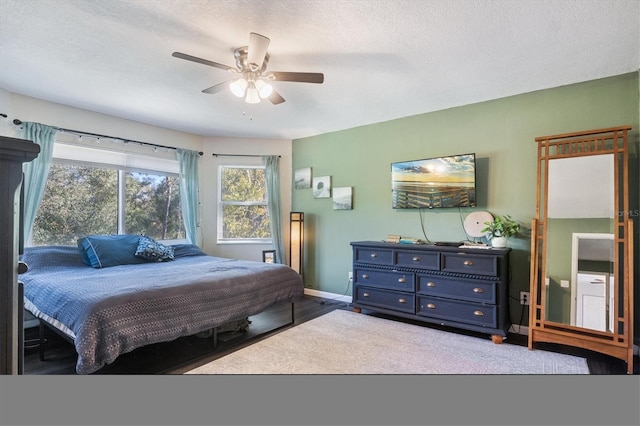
528,126,634,374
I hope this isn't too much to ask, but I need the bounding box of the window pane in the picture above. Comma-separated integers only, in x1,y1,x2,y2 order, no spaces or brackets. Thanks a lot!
222,205,271,239
125,172,185,240
32,164,118,245
221,167,266,202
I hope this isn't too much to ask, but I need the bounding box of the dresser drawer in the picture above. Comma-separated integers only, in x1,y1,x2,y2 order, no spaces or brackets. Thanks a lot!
417,296,497,328
395,250,440,270
354,286,415,314
354,247,393,266
441,253,497,276
354,268,415,292
417,275,496,304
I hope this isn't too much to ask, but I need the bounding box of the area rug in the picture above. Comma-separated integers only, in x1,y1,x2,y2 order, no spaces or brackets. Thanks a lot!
185,310,589,374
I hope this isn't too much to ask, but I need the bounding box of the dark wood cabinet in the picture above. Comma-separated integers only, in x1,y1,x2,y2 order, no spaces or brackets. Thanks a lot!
0,136,40,375
351,241,511,343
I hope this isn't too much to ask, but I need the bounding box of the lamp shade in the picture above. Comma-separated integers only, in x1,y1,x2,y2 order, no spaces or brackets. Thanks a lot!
289,212,304,279
229,78,248,97
245,81,261,104
255,79,273,99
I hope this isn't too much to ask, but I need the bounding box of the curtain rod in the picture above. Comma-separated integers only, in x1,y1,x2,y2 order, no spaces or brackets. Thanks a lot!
8,117,203,156
213,153,281,158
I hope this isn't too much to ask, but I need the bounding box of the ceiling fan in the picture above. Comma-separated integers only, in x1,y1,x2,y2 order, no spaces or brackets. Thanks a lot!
172,32,324,105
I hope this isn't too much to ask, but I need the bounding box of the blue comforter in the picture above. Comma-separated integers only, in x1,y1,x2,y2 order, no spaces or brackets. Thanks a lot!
20,245,304,374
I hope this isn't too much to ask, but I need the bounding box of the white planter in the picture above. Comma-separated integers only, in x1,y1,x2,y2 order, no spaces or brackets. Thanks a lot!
491,236,507,248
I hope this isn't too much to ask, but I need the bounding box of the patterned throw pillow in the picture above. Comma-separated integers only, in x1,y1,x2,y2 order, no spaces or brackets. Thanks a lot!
135,236,175,262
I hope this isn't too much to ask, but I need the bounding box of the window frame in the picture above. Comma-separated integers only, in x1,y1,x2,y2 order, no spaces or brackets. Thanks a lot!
30,139,187,245
216,163,272,245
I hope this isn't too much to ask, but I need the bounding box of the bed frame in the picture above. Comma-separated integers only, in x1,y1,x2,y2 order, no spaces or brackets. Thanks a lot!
33,301,297,371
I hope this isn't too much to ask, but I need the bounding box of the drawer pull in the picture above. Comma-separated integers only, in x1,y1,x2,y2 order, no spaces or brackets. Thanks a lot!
398,277,406,283
362,274,369,279
412,256,420,261
473,310,484,316
463,260,473,266
363,292,370,297
426,282,436,287
370,253,378,258
398,298,407,304
472,287,484,293
426,303,436,309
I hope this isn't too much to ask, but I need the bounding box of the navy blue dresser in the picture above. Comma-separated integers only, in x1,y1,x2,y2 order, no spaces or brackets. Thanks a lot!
351,241,511,343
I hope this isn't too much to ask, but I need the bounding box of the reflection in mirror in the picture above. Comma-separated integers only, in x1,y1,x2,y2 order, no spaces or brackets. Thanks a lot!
544,154,614,331
571,233,614,331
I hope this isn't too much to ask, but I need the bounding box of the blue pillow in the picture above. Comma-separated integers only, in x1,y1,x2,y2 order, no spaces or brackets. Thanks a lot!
135,236,175,262
171,243,207,258
77,234,147,268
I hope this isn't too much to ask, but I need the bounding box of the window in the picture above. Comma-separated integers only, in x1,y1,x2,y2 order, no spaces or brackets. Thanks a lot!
217,165,271,243
31,141,185,246
125,171,184,241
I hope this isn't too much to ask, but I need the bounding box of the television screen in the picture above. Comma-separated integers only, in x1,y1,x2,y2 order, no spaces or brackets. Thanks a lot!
391,153,476,209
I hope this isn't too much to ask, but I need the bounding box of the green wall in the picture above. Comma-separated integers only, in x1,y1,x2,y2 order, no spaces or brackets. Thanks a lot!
292,72,639,328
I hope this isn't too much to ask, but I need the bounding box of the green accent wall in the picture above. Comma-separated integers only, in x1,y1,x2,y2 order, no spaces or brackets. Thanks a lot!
292,72,639,328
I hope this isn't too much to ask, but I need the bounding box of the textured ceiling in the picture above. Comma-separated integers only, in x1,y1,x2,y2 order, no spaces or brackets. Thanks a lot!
1,0,638,140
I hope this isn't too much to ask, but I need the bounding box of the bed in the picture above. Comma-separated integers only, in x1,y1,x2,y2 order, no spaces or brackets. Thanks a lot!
19,238,304,374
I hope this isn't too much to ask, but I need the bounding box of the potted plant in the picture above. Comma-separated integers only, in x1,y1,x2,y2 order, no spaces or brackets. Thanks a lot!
481,214,521,248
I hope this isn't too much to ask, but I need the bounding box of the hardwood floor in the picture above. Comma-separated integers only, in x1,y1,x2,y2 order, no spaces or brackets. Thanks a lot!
22,295,638,375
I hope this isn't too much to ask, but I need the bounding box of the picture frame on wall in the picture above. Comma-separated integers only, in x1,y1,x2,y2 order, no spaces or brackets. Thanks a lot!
262,250,276,263
333,186,353,210
294,167,312,189
313,175,331,198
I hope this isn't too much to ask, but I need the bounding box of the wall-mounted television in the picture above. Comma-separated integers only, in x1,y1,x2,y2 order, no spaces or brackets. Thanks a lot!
391,153,476,209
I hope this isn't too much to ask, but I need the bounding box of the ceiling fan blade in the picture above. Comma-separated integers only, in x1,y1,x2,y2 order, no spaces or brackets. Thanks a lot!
247,33,270,71
268,90,286,105
270,72,324,84
172,52,235,72
202,80,234,94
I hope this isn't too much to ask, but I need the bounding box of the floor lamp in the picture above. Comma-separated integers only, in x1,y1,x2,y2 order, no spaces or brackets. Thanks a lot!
289,212,304,280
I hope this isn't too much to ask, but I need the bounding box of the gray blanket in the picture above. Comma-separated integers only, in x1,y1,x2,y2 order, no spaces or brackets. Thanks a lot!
20,245,304,374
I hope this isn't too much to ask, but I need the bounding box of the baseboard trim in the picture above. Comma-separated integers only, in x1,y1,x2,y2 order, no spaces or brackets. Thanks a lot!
304,288,352,304
509,324,529,336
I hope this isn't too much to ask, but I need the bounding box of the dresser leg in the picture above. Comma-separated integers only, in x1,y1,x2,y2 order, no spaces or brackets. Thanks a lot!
353,307,361,314
491,335,504,344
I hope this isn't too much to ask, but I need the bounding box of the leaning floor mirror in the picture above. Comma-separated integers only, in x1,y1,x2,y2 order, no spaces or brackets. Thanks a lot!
529,126,634,374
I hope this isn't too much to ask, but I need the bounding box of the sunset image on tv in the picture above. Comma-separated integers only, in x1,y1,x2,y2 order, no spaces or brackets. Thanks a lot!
391,153,476,208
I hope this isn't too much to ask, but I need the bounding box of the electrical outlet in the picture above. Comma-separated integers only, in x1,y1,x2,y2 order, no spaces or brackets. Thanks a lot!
520,291,530,305
348,272,353,282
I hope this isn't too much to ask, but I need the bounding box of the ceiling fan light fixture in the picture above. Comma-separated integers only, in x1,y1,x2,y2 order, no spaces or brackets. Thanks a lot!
229,78,248,97
255,79,273,99
174,32,325,107
245,81,261,104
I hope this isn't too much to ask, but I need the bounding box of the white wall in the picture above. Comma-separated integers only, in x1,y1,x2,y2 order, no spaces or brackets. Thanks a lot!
0,88,18,137
1,90,293,260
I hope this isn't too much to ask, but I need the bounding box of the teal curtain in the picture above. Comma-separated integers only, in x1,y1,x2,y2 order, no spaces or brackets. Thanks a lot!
176,148,200,245
263,155,285,264
20,122,58,243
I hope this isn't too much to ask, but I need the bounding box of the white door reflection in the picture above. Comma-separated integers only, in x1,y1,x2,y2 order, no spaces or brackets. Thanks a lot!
570,233,614,332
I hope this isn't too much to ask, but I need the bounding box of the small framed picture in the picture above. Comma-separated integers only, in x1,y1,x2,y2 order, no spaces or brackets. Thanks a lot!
294,167,312,189
333,186,353,210
313,175,331,198
262,250,276,263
